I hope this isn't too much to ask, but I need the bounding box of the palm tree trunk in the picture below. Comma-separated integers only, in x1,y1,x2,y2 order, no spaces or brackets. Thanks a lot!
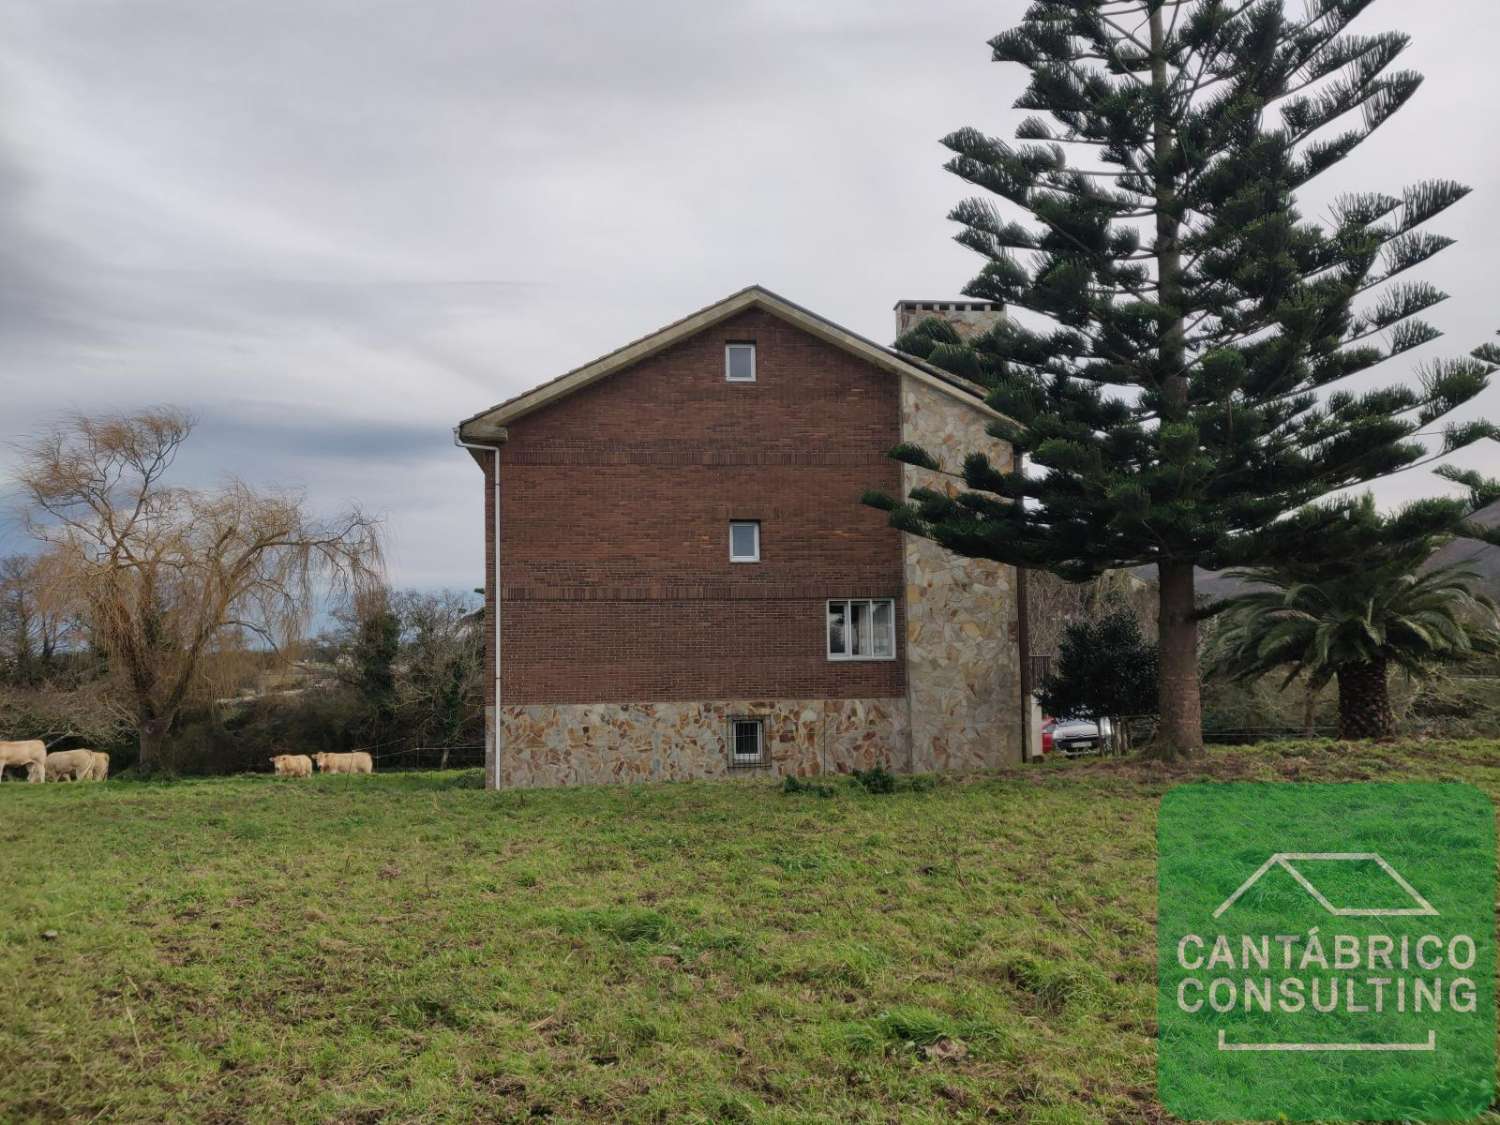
1336,660,1394,740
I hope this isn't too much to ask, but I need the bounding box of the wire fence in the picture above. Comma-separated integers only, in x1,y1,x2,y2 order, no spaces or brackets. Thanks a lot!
356,743,486,771
1201,726,1340,745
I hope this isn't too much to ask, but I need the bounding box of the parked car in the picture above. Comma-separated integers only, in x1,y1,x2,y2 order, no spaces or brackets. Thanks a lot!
1046,717,1113,757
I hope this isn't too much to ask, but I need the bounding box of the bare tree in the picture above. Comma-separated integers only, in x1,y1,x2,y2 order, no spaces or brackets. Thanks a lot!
0,677,132,752
1027,570,1157,670
16,408,383,767
0,554,72,684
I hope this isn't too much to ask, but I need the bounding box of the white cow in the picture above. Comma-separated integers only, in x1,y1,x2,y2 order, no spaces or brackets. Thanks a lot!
45,749,98,782
270,754,313,778
313,751,374,775
0,740,47,782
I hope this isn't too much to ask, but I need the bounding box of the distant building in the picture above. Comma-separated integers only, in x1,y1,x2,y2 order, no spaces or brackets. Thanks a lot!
456,286,1024,788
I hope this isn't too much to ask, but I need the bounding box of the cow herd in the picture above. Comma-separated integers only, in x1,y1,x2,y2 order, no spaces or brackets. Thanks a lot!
271,751,374,777
0,739,376,782
0,741,109,782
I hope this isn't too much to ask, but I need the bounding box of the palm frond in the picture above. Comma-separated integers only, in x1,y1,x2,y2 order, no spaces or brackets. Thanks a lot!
1207,546,1500,691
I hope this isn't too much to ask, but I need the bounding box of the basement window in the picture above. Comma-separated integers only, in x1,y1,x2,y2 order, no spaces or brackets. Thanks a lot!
729,717,766,768
729,521,760,563
827,599,896,661
725,342,756,382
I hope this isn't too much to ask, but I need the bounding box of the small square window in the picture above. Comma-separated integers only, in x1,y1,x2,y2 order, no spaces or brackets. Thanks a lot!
729,520,760,562
725,342,756,382
729,718,765,768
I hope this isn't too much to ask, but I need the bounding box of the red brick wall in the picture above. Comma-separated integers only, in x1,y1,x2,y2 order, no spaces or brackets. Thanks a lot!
483,307,906,705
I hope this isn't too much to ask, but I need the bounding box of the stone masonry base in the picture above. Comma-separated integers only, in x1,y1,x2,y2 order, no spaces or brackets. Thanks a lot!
494,698,910,789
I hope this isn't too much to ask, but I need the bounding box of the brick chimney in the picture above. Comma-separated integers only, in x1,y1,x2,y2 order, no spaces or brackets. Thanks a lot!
894,299,1004,342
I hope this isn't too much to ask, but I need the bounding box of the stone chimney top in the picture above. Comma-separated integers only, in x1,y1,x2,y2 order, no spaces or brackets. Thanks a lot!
894,299,1004,342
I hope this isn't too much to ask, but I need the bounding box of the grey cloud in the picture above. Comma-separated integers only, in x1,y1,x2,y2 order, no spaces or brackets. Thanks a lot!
0,145,100,346
0,0,1496,590
189,408,453,467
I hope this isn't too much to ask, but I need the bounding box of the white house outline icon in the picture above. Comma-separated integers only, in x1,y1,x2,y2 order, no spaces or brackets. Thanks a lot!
1209,852,1441,1052
1213,852,1439,919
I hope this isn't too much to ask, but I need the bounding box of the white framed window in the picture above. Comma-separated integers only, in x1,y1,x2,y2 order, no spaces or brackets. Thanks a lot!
729,717,765,767
725,342,756,382
729,520,760,563
827,599,896,661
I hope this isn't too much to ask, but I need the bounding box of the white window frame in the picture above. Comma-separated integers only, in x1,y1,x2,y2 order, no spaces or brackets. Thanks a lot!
826,598,897,662
729,520,760,563
725,342,756,383
728,717,766,767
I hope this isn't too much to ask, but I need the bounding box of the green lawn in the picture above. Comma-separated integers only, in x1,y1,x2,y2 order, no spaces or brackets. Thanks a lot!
2,741,1498,1123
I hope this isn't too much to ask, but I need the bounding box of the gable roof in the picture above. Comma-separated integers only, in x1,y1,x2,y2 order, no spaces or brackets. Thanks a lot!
456,285,1004,440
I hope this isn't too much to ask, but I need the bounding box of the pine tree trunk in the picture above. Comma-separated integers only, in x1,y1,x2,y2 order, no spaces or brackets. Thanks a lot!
1336,660,1393,740
1141,8,1201,761
1152,561,1203,759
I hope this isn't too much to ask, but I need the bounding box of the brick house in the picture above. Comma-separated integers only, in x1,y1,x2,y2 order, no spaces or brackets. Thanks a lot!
455,286,1025,789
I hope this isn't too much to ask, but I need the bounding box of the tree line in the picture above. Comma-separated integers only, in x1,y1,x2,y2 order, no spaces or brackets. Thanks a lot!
1,410,483,774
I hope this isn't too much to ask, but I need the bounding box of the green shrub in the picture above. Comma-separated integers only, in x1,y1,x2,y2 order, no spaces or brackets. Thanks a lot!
849,766,934,795
782,775,836,798
851,766,896,794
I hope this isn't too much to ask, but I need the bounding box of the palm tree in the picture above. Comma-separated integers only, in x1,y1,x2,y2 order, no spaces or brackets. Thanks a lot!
1209,559,1500,740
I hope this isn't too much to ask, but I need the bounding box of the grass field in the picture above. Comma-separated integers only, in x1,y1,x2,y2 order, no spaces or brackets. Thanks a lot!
3,741,1499,1123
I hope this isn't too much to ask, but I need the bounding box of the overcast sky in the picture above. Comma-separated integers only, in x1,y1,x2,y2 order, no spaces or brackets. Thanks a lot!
2,0,1497,591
